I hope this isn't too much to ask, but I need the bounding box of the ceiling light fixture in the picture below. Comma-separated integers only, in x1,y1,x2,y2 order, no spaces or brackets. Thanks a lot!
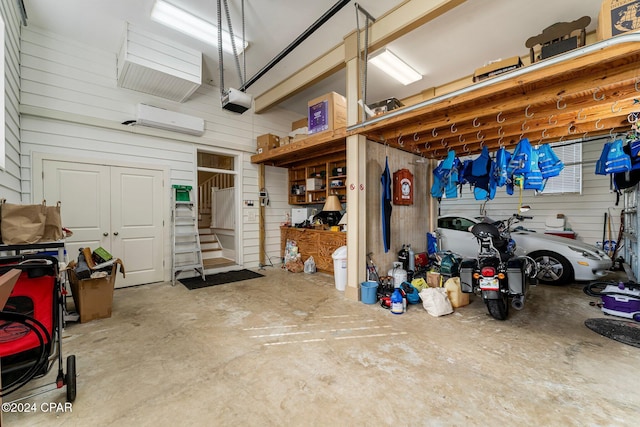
369,49,422,85
151,0,247,55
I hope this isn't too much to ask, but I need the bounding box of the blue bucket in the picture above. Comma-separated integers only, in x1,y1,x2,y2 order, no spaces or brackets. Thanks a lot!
361,281,378,304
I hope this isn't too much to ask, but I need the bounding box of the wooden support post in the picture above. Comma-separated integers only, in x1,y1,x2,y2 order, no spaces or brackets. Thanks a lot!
258,163,265,267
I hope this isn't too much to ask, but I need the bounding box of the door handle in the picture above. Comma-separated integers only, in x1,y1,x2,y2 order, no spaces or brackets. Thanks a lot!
113,232,119,236
103,232,108,237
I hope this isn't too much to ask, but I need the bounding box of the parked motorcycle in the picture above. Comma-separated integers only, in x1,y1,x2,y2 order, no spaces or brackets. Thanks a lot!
460,213,538,320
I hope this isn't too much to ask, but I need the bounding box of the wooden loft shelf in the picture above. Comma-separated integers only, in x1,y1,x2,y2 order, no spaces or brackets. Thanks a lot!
347,33,640,159
251,127,346,167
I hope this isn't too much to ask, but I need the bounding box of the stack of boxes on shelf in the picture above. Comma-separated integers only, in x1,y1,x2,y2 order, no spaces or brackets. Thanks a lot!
254,91,347,154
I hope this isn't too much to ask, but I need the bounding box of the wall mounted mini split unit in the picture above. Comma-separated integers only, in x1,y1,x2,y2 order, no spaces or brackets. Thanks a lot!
136,104,205,136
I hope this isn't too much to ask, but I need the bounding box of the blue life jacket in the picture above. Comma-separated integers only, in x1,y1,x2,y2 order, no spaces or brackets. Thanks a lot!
474,161,497,201
507,138,533,176
494,147,510,187
458,159,473,185
523,147,544,191
595,142,612,175
605,139,631,174
630,137,640,158
431,161,445,198
538,144,564,179
444,157,461,199
472,146,491,177
431,152,460,199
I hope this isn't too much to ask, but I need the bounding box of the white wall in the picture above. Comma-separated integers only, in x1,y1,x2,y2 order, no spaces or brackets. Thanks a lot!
1,0,21,201
439,136,622,247
18,25,296,271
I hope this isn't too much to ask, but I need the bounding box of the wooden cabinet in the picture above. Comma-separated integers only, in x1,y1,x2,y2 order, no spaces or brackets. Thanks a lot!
280,226,346,273
288,153,346,205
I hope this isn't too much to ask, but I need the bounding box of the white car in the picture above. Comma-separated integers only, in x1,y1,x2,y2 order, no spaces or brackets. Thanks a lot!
436,214,613,285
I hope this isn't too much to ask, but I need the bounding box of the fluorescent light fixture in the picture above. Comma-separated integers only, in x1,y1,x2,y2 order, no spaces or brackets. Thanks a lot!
369,49,422,85
151,0,247,55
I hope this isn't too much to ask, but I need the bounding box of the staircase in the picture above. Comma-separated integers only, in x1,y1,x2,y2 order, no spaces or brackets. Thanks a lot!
199,228,235,270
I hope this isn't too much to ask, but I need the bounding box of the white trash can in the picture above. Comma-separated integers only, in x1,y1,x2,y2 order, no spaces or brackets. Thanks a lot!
331,246,348,291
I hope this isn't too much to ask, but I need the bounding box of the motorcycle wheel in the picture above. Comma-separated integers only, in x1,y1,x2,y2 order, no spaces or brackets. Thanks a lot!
486,295,509,320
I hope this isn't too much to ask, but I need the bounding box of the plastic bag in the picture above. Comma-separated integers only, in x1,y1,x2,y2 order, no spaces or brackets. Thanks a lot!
304,256,316,274
419,287,453,317
286,255,304,273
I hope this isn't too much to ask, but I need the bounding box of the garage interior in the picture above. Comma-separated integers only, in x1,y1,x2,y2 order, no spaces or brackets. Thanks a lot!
1,0,640,425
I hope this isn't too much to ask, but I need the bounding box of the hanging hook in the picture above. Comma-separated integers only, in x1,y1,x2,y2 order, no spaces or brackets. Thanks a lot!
628,112,639,123
577,109,587,120
593,87,605,101
541,129,548,138
635,78,640,93
612,100,622,113
557,95,566,110
610,129,616,141
441,138,447,147
463,144,469,153
583,132,589,140
521,121,529,131
568,123,576,134
413,132,419,142
559,135,565,143
480,140,485,148
497,111,505,123
595,118,604,129
519,133,525,141
472,117,480,128
432,128,438,137
498,136,504,147
459,134,465,143
548,114,557,125
525,104,534,118
477,130,484,141
424,142,431,150
497,126,504,136
451,123,457,133
433,149,439,157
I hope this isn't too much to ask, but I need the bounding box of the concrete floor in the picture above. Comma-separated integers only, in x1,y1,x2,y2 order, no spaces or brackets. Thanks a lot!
3,267,639,426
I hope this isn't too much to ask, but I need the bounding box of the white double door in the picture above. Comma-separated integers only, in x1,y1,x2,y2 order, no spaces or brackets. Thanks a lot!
42,160,164,288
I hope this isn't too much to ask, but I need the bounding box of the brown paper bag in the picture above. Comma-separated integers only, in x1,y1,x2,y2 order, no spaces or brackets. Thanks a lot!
0,200,47,244
41,201,63,242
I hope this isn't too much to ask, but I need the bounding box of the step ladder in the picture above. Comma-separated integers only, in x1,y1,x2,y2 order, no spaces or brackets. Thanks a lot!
171,185,205,286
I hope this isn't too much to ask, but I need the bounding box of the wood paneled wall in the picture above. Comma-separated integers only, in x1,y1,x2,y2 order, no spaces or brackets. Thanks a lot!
366,142,430,273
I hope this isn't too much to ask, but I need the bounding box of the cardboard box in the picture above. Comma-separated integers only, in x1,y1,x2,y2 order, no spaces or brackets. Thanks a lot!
473,56,523,82
426,271,441,288
291,117,308,131
306,178,323,191
291,134,307,143
597,0,640,40
307,92,347,135
256,134,280,154
67,259,124,323
279,136,291,146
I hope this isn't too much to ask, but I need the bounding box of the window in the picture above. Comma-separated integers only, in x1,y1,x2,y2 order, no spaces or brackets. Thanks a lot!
540,141,582,194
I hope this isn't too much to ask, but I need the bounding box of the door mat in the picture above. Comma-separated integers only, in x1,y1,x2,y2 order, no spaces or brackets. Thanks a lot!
584,318,640,348
179,269,264,290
